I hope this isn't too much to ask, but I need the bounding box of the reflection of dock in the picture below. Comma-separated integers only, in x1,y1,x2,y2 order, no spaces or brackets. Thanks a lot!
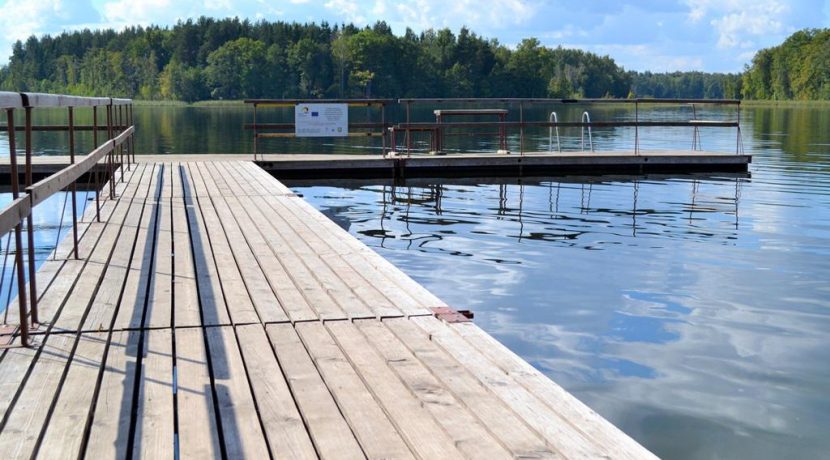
1,158,657,458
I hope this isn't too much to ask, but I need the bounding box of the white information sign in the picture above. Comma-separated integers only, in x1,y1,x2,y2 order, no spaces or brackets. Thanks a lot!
294,103,348,137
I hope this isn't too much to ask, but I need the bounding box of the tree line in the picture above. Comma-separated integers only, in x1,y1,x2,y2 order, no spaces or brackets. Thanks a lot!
0,18,824,102
741,28,830,100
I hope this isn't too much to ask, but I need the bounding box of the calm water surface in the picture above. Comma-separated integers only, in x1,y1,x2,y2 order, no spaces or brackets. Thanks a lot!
3,103,829,458
290,106,830,459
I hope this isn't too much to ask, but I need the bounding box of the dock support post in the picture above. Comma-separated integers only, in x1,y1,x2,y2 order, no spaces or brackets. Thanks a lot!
23,106,38,326
6,108,29,347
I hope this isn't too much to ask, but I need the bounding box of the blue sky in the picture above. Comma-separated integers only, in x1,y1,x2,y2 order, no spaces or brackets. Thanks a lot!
0,0,828,72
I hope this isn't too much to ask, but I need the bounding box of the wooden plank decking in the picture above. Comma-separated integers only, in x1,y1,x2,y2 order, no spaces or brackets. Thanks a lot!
0,160,657,459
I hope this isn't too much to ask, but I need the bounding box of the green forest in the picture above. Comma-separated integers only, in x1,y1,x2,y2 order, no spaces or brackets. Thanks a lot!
0,17,825,102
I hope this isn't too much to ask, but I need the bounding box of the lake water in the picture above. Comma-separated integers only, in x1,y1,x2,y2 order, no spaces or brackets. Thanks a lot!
3,102,829,458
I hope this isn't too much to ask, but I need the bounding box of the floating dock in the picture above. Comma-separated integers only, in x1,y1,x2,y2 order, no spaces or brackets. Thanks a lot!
1,150,751,183
0,160,657,459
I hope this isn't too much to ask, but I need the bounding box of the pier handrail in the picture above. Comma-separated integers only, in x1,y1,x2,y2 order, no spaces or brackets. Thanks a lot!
0,91,135,347
389,98,741,156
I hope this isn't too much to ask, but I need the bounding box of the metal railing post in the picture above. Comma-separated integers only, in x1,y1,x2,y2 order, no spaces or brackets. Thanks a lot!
548,112,561,152
405,101,411,156
93,105,101,222
24,106,38,325
106,103,115,199
519,102,524,156
68,106,79,258
381,103,387,156
6,108,29,346
129,104,135,163
253,103,258,161
118,104,125,178
634,101,639,155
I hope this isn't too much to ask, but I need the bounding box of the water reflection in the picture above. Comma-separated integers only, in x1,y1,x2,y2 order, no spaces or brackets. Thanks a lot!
0,191,92,311
295,171,829,460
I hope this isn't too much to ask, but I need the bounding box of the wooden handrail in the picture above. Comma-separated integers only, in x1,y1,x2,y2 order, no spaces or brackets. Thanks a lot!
0,197,31,237
0,91,23,109
25,126,132,207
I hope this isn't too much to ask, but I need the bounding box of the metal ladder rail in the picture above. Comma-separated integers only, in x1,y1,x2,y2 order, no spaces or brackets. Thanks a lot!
581,111,594,152
548,111,561,152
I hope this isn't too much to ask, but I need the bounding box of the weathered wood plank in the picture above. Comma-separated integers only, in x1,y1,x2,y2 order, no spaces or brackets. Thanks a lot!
296,321,413,459
204,184,292,323
174,327,222,459
84,330,141,459
233,194,376,320
0,343,38,425
452,322,659,460
385,317,556,458
112,172,161,331
265,323,364,460
172,163,202,328
181,163,231,327
185,163,259,325
145,165,172,329
132,328,174,459
266,195,433,314
236,324,316,460
218,194,321,322
0,333,76,459
412,316,609,458
326,320,465,459
37,332,108,460
353,319,512,459
206,326,270,458
259,194,414,317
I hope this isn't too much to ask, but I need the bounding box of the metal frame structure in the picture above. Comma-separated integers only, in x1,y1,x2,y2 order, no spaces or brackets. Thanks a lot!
244,99,394,160
244,98,742,159
0,92,134,347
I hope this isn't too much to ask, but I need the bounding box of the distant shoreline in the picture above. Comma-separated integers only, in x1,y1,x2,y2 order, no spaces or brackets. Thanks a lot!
130,99,830,108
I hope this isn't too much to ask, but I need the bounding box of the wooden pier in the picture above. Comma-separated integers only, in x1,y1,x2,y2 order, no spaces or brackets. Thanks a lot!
0,159,657,459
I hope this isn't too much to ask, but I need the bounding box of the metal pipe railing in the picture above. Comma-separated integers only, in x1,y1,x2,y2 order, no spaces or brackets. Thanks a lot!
548,112,561,152
581,111,594,152
0,91,134,347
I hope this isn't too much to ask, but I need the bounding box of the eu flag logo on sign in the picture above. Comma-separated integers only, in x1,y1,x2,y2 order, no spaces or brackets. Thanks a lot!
312,112,319,117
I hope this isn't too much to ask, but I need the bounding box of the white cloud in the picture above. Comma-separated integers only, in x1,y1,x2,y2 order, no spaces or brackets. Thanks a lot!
102,0,176,27
682,0,790,49
0,0,68,43
324,0,366,24
321,0,537,31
